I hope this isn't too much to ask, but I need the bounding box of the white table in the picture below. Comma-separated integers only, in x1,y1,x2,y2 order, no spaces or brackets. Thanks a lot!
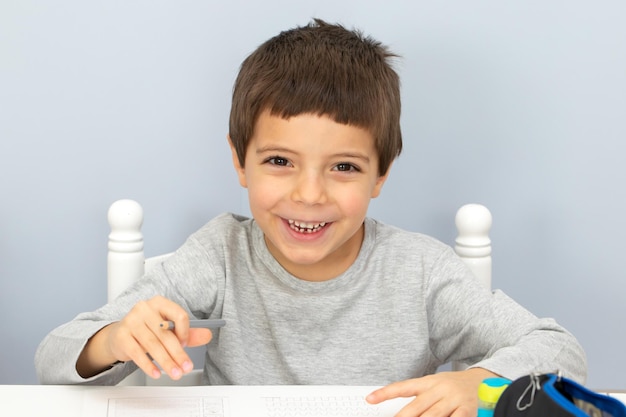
1,384,624,417
1,385,85,417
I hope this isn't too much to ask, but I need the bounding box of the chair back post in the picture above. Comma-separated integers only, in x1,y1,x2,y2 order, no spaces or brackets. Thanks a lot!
107,199,148,386
452,204,492,372
454,203,492,289
107,199,145,303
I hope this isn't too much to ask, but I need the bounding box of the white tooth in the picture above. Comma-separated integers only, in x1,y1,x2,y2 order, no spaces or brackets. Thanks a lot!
288,220,327,231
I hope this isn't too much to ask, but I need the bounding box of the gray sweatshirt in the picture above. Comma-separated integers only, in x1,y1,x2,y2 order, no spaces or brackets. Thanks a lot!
35,213,587,385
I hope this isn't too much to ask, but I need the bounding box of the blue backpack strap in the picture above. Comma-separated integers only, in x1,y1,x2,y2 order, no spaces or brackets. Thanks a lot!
494,373,626,417
552,374,626,417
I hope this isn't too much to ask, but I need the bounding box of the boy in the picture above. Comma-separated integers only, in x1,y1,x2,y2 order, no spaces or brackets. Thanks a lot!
36,19,586,416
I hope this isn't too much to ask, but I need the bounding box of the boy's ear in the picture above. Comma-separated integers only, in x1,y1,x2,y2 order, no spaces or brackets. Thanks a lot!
371,163,393,199
227,135,248,188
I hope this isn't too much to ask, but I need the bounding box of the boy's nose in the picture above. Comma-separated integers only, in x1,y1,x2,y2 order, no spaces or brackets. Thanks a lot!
291,172,328,205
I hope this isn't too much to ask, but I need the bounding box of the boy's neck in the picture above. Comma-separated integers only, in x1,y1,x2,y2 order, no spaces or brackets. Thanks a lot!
264,225,365,282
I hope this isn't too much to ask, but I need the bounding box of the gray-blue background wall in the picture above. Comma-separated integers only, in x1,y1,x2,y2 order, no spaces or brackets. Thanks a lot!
1,1,624,388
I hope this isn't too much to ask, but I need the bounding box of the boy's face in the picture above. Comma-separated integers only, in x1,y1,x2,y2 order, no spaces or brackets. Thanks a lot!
229,110,389,282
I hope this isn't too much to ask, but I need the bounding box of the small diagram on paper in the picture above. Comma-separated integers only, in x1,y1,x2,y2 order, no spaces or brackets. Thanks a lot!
264,395,383,417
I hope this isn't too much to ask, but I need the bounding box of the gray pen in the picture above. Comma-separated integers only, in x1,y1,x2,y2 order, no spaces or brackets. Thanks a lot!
159,319,226,330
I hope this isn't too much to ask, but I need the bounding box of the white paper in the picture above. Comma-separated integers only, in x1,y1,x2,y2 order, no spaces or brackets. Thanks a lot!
82,385,413,417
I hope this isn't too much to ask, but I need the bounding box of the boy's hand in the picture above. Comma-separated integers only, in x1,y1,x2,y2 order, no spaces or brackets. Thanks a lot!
366,368,498,417
77,295,213,380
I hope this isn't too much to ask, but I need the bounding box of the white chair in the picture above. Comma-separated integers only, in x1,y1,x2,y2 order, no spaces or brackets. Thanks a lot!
107,199,492,384
107,199,201,386
452,203,493,371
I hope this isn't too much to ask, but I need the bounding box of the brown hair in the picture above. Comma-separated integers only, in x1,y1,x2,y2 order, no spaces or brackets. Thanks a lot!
229,19,402,176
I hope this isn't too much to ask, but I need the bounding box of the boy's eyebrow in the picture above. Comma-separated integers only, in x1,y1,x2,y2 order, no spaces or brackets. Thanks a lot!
256,146,371,163
333,152,371,163
255,145,293,155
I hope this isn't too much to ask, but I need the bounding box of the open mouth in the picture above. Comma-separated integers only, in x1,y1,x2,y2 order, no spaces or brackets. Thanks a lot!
288,219,327,233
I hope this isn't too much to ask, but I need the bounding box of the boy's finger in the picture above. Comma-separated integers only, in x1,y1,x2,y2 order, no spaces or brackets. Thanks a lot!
123,318,185,380
148,322,197,378
147,296,192,344
366,379,422,404
124,337,162,379
187,328,213,347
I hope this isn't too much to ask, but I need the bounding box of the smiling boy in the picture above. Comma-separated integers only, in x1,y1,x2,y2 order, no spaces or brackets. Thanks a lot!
36,19,586,416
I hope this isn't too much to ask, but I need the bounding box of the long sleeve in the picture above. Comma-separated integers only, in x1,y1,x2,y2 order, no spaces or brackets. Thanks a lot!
423,245,587,383
35,316,137,385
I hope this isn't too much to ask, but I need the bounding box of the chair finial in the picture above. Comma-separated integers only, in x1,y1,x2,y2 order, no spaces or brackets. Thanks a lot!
107,199,143,231
455,203,492,258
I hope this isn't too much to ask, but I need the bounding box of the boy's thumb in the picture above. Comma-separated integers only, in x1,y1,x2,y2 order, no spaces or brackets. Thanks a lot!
186,328,213,347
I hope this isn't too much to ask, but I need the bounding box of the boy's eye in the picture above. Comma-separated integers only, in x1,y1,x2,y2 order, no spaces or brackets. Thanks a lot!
266,156,291,167
334,163,360,172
